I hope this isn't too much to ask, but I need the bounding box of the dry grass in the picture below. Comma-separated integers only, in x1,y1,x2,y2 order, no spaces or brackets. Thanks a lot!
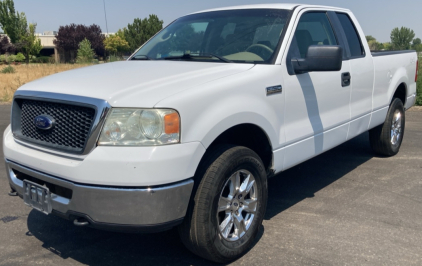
0,64,91,102
409,106,422,111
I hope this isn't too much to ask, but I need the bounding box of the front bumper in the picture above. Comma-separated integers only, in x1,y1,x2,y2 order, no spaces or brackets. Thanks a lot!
6,159,193,231
3,125,205,187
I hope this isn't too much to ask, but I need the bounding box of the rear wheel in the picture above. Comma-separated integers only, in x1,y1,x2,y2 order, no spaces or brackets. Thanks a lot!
179,145,268,263
369,98,405,156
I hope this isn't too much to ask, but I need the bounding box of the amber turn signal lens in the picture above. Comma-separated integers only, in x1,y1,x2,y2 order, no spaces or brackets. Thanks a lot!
164,112,180,134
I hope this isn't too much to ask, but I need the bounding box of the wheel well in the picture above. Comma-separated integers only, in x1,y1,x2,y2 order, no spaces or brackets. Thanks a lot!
206,124,273,173
393,83,406,105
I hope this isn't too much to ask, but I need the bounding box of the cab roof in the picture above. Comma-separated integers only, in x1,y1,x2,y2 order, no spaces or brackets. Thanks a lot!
191,4,350,14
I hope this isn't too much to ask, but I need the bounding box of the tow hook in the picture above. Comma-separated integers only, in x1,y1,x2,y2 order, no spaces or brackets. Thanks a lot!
8,188,18,197
73,218,89,227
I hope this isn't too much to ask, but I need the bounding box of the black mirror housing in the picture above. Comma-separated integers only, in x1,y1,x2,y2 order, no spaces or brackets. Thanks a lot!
291,45,343,74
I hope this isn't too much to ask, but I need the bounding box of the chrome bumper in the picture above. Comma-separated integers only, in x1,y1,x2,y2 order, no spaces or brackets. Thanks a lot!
5,159,193,231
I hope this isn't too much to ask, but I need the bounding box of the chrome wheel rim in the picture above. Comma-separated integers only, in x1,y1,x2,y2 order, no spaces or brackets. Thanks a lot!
391,110,402,146
217,169,258,242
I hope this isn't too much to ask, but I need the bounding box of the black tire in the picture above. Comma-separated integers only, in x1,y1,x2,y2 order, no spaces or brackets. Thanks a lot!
369,98,405,156
178,145,268,263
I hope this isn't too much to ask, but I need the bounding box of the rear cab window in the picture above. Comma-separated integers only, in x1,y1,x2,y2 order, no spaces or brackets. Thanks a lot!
335,13,365,58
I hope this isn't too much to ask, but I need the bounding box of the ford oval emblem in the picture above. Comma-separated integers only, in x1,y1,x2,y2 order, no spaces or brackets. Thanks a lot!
34,115,55,130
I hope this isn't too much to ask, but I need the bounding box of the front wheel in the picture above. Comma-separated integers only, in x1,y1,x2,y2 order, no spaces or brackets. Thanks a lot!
179,146,268,263
369,98,405,156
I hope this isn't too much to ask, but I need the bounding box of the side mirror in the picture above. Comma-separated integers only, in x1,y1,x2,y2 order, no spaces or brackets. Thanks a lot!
291,45,343,74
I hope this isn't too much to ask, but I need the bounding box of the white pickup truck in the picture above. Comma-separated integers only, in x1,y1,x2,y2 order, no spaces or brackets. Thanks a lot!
3,4,418,263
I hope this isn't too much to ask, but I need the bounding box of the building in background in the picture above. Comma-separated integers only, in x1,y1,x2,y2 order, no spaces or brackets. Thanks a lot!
35,31,58,62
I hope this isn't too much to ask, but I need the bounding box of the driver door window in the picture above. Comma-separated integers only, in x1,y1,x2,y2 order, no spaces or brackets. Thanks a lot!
289,12,338,59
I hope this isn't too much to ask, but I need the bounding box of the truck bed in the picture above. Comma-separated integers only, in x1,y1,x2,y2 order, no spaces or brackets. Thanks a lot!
370,50,418,128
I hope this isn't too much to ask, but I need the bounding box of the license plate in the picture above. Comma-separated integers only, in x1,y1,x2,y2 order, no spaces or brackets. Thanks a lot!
23,180,52,215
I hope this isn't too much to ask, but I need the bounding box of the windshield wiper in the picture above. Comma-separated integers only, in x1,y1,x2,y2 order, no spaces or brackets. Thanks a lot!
202,53,233,63
131,55,153,60
164,53,233,63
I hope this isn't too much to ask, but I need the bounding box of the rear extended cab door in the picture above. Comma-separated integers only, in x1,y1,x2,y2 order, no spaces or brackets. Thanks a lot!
279,7,352,170
329,11,375,140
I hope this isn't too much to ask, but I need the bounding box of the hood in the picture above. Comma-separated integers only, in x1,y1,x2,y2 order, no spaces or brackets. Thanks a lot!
18,61,253,107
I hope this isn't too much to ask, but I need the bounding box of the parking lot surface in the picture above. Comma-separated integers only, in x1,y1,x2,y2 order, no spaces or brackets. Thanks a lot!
1,103,421,266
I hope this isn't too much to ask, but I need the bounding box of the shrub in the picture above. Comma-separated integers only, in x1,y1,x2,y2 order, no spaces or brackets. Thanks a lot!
29,55,36,62
76,38,95,63
7,55,16,63
108,55,121,62
15,53,26,62
31,56,51,64
1,65,15,73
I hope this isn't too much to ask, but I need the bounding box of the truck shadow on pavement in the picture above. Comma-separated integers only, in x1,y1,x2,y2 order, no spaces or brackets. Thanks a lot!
26,210,264,266
26,132,374,266
265,132,374,220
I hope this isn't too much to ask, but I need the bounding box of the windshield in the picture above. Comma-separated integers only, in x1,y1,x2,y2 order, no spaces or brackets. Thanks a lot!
132,9,290,64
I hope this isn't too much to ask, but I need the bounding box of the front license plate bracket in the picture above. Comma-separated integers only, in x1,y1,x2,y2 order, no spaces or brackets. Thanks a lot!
23,180,52,215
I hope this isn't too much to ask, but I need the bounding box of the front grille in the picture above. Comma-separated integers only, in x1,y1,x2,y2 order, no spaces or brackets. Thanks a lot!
14,99,96,153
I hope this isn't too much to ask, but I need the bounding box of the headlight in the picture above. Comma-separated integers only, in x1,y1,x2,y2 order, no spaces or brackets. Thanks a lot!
98,108,180,146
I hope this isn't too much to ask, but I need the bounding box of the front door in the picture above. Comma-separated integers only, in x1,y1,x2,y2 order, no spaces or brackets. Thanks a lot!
281,10,352,170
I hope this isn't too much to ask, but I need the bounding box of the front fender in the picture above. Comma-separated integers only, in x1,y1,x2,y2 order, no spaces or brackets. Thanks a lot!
188,96,278,149
155,65,284,151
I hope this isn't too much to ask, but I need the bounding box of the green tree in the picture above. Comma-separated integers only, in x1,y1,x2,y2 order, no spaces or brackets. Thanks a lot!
0,0,27,43
365,35,376,42
104,34,130,57
76,38,95,63
366,35,384,51
115,28,126,40
390,27,415,50
412,38,422,52
124,14,163,52
19,23,42,64
382,42,392,50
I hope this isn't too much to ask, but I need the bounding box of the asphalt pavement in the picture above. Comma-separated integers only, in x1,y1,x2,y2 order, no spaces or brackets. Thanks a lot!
1,103,421,266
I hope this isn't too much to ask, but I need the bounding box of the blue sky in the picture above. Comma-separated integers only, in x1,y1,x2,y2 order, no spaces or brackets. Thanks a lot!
11,0,421,43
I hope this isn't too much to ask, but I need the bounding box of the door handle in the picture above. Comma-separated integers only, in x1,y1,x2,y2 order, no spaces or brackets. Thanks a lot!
342,72,351,87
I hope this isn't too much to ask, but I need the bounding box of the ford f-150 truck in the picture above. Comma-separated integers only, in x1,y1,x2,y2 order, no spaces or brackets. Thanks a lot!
3,4,418,263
